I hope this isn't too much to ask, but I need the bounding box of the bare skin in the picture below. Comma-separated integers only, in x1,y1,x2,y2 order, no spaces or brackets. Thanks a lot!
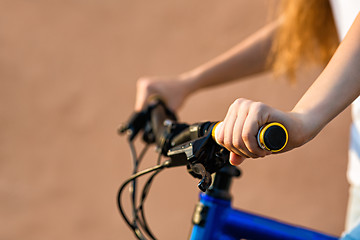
216,13,360,165
134,13,360,166
134,20,280,111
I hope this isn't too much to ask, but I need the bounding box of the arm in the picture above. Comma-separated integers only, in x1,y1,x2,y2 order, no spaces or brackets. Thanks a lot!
135,20,280,111
184,19,280,92
215,13,360,165
292,13,360,142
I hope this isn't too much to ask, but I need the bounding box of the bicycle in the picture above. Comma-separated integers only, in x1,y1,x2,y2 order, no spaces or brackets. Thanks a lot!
117,99,339,240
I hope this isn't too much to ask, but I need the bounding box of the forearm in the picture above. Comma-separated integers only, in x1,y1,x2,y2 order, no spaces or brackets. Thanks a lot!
182,19,280,94
135,19,281,111
292,13,360,142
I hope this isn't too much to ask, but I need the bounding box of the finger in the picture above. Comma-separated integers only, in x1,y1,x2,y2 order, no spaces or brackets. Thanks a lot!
223,105,252,158
135,80,150,111
242,103,272,157
242,117,268,157
215,122,248,159
232,111,259,158
214,121,223,145
135,97,147,111
229,152,246,165
215,101,236,147
227,99,258,158
215,121,225,146
222,105,237,152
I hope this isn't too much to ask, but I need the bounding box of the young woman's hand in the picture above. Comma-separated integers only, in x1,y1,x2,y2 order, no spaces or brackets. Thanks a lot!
215,98,312,165
134,74,196,112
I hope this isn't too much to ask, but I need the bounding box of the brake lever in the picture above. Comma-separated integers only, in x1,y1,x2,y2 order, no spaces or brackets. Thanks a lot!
189,163,212,192
167,131,229,192
118,99,177,143
118,110,148,141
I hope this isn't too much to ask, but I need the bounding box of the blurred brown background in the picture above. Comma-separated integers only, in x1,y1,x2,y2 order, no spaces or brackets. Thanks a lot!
0,0,351,239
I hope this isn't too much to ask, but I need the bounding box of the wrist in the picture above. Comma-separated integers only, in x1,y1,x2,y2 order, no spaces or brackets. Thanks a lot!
178,70,204,95
289,108,325,146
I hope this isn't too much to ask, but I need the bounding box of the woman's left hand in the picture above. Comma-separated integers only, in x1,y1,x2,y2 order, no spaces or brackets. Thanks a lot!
215,98,308,165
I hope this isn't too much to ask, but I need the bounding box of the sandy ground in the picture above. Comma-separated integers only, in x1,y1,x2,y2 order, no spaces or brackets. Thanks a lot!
0,0,350,239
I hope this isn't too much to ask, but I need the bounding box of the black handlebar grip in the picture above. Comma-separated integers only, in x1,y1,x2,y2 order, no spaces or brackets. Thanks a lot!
257,122,288,152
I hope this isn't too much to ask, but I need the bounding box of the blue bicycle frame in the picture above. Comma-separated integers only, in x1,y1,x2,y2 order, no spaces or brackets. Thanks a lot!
189,165,339,240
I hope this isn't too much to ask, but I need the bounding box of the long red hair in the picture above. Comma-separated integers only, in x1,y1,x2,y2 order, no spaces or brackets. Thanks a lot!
270,0,339,82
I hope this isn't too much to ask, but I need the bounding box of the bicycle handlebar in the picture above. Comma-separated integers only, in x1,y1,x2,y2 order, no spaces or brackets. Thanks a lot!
118,99,289,240
120,99,288,191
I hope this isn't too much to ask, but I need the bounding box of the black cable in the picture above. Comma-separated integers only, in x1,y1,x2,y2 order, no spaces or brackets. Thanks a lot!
137,144,149,165
156,148,162,165
136,167,162,240
117,161,170,240
130,144,162,240
129,141,139,231
137,152,163,239
129,141,149,233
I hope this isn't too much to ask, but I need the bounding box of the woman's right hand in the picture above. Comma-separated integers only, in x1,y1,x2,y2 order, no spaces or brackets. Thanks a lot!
135,74,195,112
